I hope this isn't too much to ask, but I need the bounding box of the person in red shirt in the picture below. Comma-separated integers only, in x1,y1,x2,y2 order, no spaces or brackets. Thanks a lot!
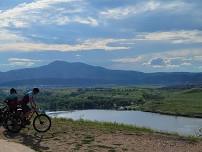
20,88,39,123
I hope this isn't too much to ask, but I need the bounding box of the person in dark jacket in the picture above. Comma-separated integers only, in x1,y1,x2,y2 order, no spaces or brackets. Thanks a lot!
4,88,18,112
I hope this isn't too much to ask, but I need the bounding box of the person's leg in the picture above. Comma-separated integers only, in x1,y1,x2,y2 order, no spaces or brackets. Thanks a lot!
25,105,32,120
7,103,14,113
21,104,31,125
23,105,31,119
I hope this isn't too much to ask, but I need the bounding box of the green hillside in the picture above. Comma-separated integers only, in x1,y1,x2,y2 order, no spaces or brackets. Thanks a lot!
1,87,202,117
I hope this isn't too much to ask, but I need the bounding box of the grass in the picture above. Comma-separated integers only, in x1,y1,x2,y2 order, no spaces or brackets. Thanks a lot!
51,118,202,141
81,135,95,144
139,88,202,117
47,118,154,137
65,118,154,134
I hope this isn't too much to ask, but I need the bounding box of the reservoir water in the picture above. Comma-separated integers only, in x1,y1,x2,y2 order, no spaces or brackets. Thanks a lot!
47,110,202,136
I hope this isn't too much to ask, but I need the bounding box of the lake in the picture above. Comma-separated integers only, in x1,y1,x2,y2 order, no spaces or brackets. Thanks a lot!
47,110,202,136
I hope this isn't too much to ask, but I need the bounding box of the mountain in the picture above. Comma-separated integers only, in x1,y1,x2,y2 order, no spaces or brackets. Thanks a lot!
0,61,202,87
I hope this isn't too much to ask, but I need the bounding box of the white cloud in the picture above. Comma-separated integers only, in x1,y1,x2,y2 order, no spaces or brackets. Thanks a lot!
0,0,201,55
100,1,159,19
54,16,70,25
8,58,40,62
0,30,26,42
162,49,202,58
144,57,182,68
53,16,99,26
181,62,192,66
100,1,188,19
0,39,129,52
112,56,144,64
0,0,97,28
73,16,98,26
136,30,202,44
113,49,202,68
1,29,201,52
0,0,102,52
7,58,41,67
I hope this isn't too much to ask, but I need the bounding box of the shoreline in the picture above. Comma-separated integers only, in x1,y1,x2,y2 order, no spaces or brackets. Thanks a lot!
47,108,202,119
141,110,202,118
47,110,202,137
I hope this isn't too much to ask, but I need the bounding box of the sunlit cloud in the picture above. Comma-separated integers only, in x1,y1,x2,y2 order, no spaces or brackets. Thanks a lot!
0,0,97,28
2,29,202,52
0,39,129,52
7,58,41,67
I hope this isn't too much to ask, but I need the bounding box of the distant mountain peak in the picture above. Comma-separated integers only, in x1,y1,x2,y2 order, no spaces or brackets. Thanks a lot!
46,61,106,70
48,60,89,66
0,60,201,87
48,60,69,65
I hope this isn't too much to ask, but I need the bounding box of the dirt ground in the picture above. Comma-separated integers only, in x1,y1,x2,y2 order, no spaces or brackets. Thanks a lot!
0,138,35,152
0,121,202,152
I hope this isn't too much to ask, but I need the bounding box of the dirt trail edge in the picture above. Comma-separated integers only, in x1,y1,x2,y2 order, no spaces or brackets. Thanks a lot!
0,139,35,152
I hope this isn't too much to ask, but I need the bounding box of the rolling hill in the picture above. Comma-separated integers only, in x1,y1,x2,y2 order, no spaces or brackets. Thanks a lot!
0,61,201,87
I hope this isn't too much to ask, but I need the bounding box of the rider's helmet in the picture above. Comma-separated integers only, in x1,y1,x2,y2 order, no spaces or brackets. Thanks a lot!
10,88,17,94
33,88,39,95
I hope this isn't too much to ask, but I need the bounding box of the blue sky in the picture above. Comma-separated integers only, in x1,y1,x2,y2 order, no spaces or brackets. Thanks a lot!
0,0,202,72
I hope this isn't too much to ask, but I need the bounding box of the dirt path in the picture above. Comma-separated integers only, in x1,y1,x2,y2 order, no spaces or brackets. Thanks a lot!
1,120,202,152
1,130,202,152
0,139,35,152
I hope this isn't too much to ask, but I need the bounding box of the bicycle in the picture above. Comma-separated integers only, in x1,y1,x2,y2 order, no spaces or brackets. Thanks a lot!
5,105,51,133
0,105,22,133
0,106,9,127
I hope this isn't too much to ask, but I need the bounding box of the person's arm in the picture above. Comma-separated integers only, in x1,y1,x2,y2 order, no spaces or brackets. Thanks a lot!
30,96,36,109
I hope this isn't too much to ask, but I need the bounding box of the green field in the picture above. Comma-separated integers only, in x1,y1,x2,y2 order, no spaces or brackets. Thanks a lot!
1,87,202,117
139,88,202,117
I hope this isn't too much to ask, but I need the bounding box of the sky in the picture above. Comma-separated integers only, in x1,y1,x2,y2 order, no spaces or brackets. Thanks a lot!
0,0,202,72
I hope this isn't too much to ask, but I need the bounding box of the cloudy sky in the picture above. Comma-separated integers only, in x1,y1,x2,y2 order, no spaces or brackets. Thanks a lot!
0,0,202,72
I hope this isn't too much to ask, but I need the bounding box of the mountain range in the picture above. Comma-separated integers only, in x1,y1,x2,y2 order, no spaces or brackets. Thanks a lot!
0,61,202,87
